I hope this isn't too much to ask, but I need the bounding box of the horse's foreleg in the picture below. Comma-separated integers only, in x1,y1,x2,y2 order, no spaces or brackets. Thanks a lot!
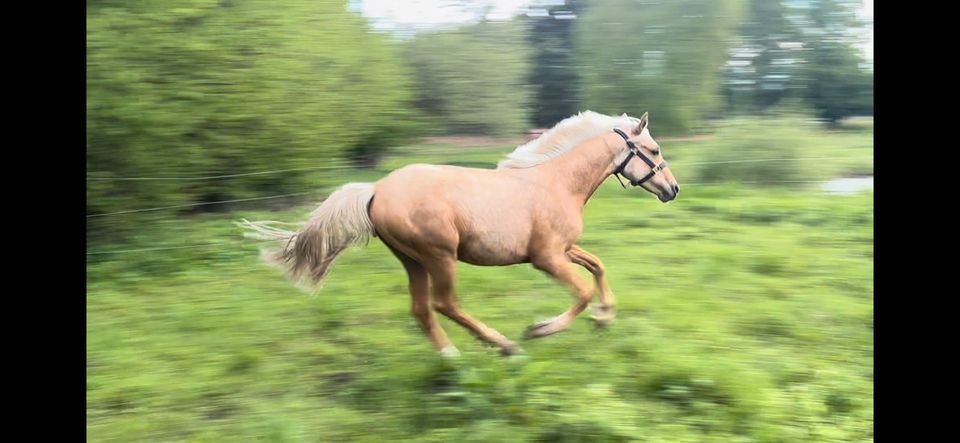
524,254,594,339
567,245,616,327
426,258,524,356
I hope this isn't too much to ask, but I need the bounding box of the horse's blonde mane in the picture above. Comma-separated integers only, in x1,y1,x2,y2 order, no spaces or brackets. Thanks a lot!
497,111,640,169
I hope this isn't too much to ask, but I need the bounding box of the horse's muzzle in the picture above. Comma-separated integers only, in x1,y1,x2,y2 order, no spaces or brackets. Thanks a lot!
658,184,679,202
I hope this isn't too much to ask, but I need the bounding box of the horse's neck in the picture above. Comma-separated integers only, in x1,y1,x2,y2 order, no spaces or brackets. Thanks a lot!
538,133,619,206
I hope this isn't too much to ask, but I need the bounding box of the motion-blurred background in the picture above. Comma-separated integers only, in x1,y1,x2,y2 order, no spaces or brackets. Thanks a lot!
87,1,873,441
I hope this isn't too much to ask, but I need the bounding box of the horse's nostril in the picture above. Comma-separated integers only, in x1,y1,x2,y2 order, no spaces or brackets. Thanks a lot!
672,184,680,194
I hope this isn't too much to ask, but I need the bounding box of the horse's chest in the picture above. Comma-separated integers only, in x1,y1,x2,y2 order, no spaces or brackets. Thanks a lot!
541,207,584,242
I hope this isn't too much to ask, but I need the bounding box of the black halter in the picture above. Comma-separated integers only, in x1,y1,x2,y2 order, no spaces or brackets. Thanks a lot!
611,128,668,188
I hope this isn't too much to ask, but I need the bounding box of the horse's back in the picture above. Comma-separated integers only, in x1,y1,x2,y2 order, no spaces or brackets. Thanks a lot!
370,163,538,264
370,163,484,236
375,163,507,199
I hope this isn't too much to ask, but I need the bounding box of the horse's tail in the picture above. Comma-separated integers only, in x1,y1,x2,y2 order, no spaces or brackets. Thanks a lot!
238,182,376,292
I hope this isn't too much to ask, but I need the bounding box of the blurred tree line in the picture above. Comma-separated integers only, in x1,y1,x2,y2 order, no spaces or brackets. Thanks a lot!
722,0,872,122
87,0,872,240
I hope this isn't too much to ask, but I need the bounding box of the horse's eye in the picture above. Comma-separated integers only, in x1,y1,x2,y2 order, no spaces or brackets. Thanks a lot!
651,149,660,156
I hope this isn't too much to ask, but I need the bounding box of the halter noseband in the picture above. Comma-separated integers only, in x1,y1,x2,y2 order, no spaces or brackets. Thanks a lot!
611,128,668,188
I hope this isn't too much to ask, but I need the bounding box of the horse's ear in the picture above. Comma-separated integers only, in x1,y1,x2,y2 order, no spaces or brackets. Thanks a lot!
633,112,649,135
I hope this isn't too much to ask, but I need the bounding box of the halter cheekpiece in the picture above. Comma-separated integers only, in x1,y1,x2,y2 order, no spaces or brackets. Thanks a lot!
611,128,668,188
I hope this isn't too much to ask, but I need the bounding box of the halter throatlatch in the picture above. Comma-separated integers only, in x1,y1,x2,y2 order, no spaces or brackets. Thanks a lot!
611,128,668,188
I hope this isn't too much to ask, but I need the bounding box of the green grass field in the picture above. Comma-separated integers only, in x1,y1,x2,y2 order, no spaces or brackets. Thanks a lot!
88,121,873,442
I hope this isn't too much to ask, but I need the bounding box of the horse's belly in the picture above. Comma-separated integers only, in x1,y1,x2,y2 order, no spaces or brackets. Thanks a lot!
456,230,530,266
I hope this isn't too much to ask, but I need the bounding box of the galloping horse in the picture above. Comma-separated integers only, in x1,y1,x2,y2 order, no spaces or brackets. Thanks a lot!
242,111,679,356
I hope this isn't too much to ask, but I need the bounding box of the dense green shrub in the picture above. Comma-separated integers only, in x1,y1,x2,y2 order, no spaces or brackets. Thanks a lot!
87,0,418,239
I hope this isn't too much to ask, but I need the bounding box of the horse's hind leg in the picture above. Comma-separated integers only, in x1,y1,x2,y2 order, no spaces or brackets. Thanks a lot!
524,254,594,339
393,249,458,357
425,257,524,356
567,245,616,327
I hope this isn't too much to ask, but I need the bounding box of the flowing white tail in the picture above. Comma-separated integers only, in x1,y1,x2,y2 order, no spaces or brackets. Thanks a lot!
239,182,376,291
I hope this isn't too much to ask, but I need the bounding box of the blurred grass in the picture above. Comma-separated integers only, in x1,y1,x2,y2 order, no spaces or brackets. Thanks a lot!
87,120,873,442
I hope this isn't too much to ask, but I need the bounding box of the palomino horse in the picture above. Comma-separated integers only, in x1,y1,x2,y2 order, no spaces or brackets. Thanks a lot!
242,111,679,356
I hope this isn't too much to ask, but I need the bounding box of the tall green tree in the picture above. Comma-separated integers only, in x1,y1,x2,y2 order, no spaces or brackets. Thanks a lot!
573,0,747,135
799,0,873,122
723,0,805,113
403,20,533,136
525,1,581,128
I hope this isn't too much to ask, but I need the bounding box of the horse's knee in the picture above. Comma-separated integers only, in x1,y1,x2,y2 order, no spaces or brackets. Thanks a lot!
411,302,431,323
576,289,593,303
591,262,606,277
568,251,605,277
584,254,606,275
432,300,456,316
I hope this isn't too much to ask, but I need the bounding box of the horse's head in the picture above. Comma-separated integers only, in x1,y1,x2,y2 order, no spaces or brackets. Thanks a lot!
614,112,679,203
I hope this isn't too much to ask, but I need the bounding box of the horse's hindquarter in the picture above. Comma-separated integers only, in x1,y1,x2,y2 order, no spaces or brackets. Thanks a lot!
371,164,550,266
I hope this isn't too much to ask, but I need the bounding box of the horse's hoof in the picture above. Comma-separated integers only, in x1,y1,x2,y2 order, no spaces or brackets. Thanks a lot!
590,305,616,328
590,314,615,328
439,346,461,358
500,344,525,357
523,317,559,340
